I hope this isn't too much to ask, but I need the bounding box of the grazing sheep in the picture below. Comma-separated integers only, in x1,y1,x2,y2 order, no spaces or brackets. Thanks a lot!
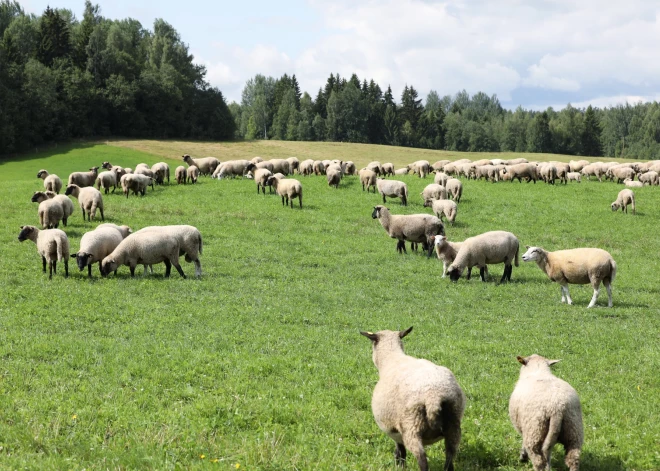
509,355,583,471
426,199,457,225
371,205,444,256
250,156,264,164
135,225,203,277
623,179,643,188
566,172,582,183
17,225,69,279
182,154,220,176
313,160,326,175
151,162,170,184
432,160,451,171
539,163,558,185
507,158,529,165
502,163,538,183
445,178,463,203
607,166,635,183
187,166,200,184
434,171,450,186
97,223,132,238
433,235,471,278
580,163,606,182
267,177,303,209
134,163,149,172
31,191,74,227
326,166,342,188
342,161,357,176
300,159,314,176
68,167,99,188
286,157,299,174
376,178,408,206
213,160,255,179
34,195,64,229
442,162,459,176
95,171,117,194
394,167,409,176
447,231,519,283
135,166,155,182
474,165,499,182
522,246,616,308
638,171,658,186
121,174,153,198
569,160,590,172
367,161,384,176
254,168,274,194
359,168,378,193
360,327,465,471
37,170,62,194
100,231,186,278
65,184,104,221
256,161,274,172
268,159,291,175
550,161,570,184
611,189,635,214
410,160,431,178
175,166,187,184
72,226,130,277
420,184,447,205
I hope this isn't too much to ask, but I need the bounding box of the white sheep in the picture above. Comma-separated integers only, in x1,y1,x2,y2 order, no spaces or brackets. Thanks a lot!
31,191,74,227
313,160,326,175
432,160,451,171
68,167,99,187
213,160,256,179
37,169,62,194
623,179,643,188
566,172,582,183
175,166,187,184
286,157,299,174
367,161,384,176
359,168,377,193
97,223,132,238
299,159,314,176
360,327,465,471
445,178,463,203
326,165,342,188
372,205,444,256
426,199,457,225
447,231,519,283
420,184,446,205
267,176,303,209
381,162,394,176
522,246,616,307
187,166,200,184
72,226,130,277
433,235,468,278
121,173,153,197
638,171,658,186
182,154,220,176
376,178,408,206
410,160,431,178
151,162,170,184
394,167,409,176
65,184,104,221
254,168,274,194
611,189,635,214
434,171,449,186
101,231,186,278
509,354,583,471
134,225,203,277
95,170,117,194
18,225,69,279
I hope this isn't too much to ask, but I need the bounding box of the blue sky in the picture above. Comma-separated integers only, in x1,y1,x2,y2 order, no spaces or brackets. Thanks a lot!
23,0,660,109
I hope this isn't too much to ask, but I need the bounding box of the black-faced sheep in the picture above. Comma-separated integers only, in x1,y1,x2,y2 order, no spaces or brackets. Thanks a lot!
447,231,519,283
37,170,62,194
18,225,69,279
182,154,220,176
611,189,635,214
267,176,303,209
65,184,104,221
101,231,186,278
68,167,99,188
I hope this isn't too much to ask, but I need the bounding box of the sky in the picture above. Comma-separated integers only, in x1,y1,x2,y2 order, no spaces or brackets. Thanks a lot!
22,0,660,109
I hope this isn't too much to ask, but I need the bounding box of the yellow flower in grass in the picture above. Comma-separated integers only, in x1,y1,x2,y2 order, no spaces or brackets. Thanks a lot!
200,454,205,459
71,414,77,420
211,458,219,463
234,464,241,469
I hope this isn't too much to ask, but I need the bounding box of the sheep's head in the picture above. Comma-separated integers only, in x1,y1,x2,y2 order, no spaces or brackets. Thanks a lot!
360,327,413,369
611,202,620,212
89,166,99,174
18,225,37,242
516,354,560,376
371,205,386,219
522,246,546,263
182,154,191,162
447,265,462,282
72,252,94,271
102,161,112,169
434,235,447,248
64,185,79,196
101,258,118,276
31,191,47,203
37,170,47,178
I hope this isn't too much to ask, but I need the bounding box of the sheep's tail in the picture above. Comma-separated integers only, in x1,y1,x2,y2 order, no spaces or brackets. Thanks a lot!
56,238,64,262
514,241,520,267
542,414,563,459
609,258,617,283
198,232,203,255
425,401,444,432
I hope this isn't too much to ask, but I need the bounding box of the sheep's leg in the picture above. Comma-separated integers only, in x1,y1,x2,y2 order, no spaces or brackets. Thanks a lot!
281,195,285,206
42,256,47,273
48,261,53,279
560,285,567,303
481,266,487,282
564,445,581,471
164,259,172,278
519,445,529,462
394,443,407,467
588,279,602,308
604,280,613,307
194,260,202,277
64,260,68,278
53,260,57,274
129,265,136,277
466,267,472,280
524,441,547,471
442,262,447,278
172,260,186,279
88,264,92,278
564,285,573,305
442,414,461,471
99,208,104,221
382,194,387,204
402,432,428,471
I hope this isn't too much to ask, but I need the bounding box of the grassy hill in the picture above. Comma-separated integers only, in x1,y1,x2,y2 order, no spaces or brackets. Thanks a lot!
0,141,657,470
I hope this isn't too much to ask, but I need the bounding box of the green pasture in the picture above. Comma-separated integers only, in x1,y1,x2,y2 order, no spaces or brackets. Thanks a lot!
0,142,657,470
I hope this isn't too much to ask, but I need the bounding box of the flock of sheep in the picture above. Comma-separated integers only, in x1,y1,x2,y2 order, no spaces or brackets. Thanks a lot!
20,151,656,471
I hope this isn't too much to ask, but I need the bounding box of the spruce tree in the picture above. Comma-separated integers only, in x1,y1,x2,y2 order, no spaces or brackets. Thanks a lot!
582,105,602,156
38,6,71,66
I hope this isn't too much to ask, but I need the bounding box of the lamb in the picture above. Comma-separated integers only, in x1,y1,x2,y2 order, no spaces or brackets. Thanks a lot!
121,173,153,197
213,160,255,179
611,189,635,214
376,179,408,206
502,163,538,183
371,205,444,256
359,327,465,471
182,154,220,176
300,159,314,176
426,199,457,225
420,184,446,205
509,354,583,471
447,231,519,283
326,166,342,188
33,195,64,229
100,231,186,278
410,160,431,178
433,235,468,278
624,179,643,188
175,166,187,184
522,246,616,308
445,178,463,203
268,159,291,175
286,157,299,174
65,184,104,221
72,225,131,277
359,168,378,193
267,176,303,209
187,165,200,184
17,225,69,279
394,167,409,176
254,168,274,194
134,225,203,277
566,172,582,183
434,171,450,186
638,171,659,186
95,170,117,194
151,162,170,184
68,167,99,187
37,170,62,194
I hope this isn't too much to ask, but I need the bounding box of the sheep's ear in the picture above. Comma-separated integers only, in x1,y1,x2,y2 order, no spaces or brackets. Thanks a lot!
399,326,413,338
548,359,560,366
360,331,378,342
517,356,528,365
20,225,24,229
70,253,77,258
525,245,530,249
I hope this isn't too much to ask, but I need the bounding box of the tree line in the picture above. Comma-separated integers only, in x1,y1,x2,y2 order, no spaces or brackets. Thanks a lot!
0,0,235,154
231,73,660,160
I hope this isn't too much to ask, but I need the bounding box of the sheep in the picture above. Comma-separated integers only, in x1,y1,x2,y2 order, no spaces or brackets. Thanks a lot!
360,168,378,193
434,171,450,186
426,199,457,225
267,176,303,209
256,161,274,172
359,327,465,471
95,170,117,194
507,158,529,165
371,205,444,256
550,161,570,184
100,231,186,278
313,160,326,175
442,162,459,176
409,160,431,178
134,163,149,172
151,162,170,184
580,163,606,182
326,166,342,188
32,191,74,227
473,165,499,182
34,195,64,229
72,226,130,277
300,159,314,176
286,157,299,174
254,168,274,194
17,225,69,279
394,167,409,176
638,171,659,186
343,161,357,176
65,184,104,221
37,170,62,194
367,161,384,176
135,166,155,182
502,163,538,183
607,166,635,183
509,354,583,471
566,172,582,183
569,160,590,172
376,179,408,206
269,159,291,175
420,184,446,205
447,231,519,283
379,162,393,176
175,166,187,184
213,160,255,179
522,246,616,308
433,235,463,278
187,166,200,184
611,189,635,214
97,223,132,238
68,167,99,188
538,163,558,184
431,160,451,171
134,225,203,277
624,179,643,188
101,162,128,181
250,156,264,164
457,163,474,179
121,174,153,197
445,178,463,203
182,154,220,176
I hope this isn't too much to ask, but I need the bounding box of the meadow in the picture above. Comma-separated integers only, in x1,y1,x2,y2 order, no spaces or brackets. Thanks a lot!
0,140,658,470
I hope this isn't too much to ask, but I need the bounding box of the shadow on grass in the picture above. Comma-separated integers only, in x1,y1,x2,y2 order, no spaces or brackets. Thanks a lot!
580,451,625,471
0,142,98,166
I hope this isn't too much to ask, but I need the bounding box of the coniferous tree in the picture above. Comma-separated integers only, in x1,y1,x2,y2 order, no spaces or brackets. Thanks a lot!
582,105,602,156
38,6,70,66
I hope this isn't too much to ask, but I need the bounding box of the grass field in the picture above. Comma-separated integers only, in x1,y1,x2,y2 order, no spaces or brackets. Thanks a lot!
0,141,658,470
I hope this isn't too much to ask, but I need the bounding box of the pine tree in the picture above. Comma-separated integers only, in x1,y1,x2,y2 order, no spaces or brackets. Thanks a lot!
291,74,301,110
38,6,71,66
527,111,553,153
581,105,602,156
